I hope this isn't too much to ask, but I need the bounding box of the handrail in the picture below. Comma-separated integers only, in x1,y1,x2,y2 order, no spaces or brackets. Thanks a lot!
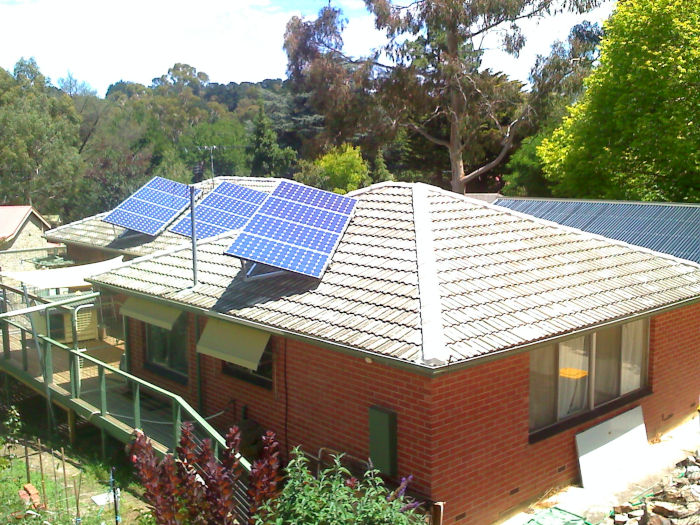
1,316,252,472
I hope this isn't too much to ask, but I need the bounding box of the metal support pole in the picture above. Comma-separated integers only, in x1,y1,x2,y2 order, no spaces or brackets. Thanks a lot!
190,186,198,287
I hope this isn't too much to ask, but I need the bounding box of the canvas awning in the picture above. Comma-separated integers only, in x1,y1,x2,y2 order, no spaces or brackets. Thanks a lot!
1,257,125,289
197,318,270,370
120,297,182,330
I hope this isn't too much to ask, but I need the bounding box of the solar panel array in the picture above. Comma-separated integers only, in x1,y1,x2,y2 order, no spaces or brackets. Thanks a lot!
494,198,700,264
170,181,267,239
103,177,197,236
225,180,357,278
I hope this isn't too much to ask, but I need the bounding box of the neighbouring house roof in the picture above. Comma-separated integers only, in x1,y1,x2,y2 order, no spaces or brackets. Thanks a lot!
0,206,51,243
494,198,700,265
88,181,700,372
44,177,280,258
1,256,125,289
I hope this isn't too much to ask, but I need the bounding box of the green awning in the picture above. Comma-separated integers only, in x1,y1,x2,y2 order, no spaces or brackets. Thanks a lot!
120,297,181,330
197,318,270,370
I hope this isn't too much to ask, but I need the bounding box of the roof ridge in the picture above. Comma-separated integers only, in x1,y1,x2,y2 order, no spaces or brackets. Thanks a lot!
412,184,448,365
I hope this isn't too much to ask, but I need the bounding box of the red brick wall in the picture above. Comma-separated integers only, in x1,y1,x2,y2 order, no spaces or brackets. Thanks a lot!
428,302,700,523
643,302,700,437
128,315,435,496
126,302,700,524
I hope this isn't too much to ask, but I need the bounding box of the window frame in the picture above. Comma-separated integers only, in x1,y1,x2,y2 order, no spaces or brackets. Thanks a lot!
221,339,274,390
528,318,650,441
143,314,189,385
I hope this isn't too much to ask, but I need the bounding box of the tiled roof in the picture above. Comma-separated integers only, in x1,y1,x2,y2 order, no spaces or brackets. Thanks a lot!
89,182,700,371
45,177,280,257
494,198,700,264
0,206,50,242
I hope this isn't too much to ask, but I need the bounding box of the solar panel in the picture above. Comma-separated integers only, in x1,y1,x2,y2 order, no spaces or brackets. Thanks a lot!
225,181,357,278
103,177,196,236
170,181,267,239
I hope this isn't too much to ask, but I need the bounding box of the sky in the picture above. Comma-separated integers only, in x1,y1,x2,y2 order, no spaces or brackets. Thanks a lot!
0,0,615,97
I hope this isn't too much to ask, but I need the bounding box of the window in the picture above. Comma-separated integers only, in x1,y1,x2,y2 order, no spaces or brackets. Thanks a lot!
529,319,648,432
48,312,66,340
222,340,274,389
144,314,188,383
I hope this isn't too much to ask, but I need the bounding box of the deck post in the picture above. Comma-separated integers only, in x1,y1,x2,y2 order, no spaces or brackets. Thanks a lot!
172,401,181,451
69,353,79,398
44,312,53,385
99,366,107,416
67,409,77,446
133,383,141,429
100,428,107,459
44,340,53,385
1,284,9,360
21,330,27,371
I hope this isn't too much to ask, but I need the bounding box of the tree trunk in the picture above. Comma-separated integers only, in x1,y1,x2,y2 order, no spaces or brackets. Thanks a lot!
446,26,467,194
449,129,466,194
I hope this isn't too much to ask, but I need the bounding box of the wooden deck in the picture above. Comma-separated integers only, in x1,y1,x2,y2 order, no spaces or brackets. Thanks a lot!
3,327,190,451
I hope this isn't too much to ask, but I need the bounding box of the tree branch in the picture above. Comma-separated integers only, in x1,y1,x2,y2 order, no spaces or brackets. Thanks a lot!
459,116,524,183
405,123,450,148
470,3,553,39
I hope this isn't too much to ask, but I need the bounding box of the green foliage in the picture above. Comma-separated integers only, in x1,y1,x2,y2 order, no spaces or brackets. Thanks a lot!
294,145,370,194
248,106,297,177
0,58,83,219
180,117,250,178
255,449,422,525
0,406,21,470
502,131,552,197
538,0,700,201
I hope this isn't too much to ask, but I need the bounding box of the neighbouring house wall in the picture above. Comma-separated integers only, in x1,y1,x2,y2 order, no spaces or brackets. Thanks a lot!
0,216,61,272
428,301,700,524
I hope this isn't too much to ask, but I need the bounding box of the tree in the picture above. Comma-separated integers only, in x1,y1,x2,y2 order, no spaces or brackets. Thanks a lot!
294,144,370,194
180,118,250,178
0,59,82,218
538,0,700,202
285,1,601,194
248,106,296,177
502,21,603,196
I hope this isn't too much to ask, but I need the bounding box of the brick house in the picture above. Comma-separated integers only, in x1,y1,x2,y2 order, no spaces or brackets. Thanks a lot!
49,178,700,523
0,206,61,272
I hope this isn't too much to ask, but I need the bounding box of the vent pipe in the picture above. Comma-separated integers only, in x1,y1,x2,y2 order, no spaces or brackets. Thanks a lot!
190,186,198,287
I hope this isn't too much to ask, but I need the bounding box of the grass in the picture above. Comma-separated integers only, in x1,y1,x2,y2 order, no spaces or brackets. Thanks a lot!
0,384,152,524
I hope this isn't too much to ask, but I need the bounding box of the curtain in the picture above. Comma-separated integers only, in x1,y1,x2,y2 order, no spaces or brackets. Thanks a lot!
558,336,589,418
621,320,646,394
595,325,621,405
529,345,557,430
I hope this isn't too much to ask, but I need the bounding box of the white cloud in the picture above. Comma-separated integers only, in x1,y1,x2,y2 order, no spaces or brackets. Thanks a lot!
480,1,616,84
0,0,615,96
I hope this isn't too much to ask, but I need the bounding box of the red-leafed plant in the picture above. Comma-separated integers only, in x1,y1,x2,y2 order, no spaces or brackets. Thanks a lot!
247,430,282,523
130,424,281,525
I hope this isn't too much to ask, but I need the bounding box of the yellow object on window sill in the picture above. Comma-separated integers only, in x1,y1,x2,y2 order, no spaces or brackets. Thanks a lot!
560,367,588,379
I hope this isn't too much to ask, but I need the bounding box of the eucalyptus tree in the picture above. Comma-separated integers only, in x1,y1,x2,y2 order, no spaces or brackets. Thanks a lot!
286,0,602,193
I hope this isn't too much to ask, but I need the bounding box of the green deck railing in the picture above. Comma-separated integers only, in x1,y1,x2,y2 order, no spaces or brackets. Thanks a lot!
0,284,252,520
